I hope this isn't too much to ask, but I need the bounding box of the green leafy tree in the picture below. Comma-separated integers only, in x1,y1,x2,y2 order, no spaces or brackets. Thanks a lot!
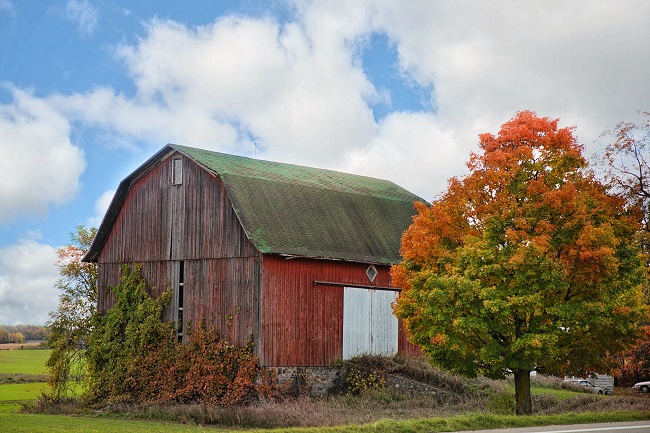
9,332,25,344
45,226,97,398
0,327,9,344
393,111,649,415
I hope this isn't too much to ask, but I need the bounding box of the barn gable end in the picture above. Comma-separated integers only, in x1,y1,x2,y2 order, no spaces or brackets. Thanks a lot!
94,150,260,346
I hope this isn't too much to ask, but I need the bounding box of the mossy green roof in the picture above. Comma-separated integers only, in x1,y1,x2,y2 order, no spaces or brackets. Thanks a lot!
173,145,425,265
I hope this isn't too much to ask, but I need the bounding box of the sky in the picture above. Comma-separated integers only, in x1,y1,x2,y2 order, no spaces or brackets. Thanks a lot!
0,0,649,325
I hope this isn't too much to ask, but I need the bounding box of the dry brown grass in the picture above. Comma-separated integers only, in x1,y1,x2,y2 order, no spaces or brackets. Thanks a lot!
0,342,41,350
103,393,489,429
28,355,650,429
0,373,47,384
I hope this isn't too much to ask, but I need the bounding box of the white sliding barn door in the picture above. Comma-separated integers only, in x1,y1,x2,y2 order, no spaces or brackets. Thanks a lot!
342,287,398,359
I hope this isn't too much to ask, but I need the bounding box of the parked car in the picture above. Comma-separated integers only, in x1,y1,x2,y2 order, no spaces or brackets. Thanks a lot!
633,381,650,393
561,379,605,394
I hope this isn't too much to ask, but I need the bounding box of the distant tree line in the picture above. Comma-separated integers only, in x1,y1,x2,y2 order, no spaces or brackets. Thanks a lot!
0,324,47,343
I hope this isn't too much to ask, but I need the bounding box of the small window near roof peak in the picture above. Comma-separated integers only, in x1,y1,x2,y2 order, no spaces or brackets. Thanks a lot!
172,157,183,185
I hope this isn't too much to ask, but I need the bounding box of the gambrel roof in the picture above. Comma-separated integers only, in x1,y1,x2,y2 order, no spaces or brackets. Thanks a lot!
85,144,426,265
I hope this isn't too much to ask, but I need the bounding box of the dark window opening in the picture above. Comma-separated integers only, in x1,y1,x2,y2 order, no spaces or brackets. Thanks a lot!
177,261,184,343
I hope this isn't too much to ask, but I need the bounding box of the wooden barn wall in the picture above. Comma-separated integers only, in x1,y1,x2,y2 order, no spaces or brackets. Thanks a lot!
260,255,419,367
97,152,261,346
183,257,260,347
399,320,421,357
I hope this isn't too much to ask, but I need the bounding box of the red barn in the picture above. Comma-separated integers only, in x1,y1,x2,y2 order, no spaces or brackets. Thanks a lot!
84,144,424,367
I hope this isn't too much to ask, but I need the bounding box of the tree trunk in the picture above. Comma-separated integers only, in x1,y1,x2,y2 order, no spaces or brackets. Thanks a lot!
514,369,532,415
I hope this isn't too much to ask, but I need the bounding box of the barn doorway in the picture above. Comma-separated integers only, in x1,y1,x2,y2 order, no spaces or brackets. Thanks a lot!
342,287,398,359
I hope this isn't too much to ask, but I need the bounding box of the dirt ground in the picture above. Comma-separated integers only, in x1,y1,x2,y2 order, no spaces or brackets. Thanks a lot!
0,341,42,350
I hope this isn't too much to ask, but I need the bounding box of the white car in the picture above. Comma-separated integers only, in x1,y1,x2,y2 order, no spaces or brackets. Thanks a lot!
633,381,650,393
561,379,605,395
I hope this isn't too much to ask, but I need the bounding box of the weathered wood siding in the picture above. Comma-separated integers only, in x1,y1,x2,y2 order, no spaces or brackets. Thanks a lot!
98,152,258,263
183,257,260,346
97,152,261,346
260,255,418,367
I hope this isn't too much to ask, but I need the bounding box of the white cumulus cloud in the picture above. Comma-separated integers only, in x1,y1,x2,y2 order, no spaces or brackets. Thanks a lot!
0,239,59,325
86,189,115,228
0,86,85,222
11,0,650,207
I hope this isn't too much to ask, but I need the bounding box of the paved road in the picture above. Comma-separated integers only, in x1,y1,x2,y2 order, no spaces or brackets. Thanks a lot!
455,421,650,433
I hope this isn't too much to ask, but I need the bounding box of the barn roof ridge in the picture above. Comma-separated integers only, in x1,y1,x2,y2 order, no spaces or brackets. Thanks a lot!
84,144,426,265
170,144,418,203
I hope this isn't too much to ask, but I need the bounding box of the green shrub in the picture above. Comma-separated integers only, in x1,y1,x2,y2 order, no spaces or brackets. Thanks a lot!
83,264,265,406
84,264,173,403
487,391,516,415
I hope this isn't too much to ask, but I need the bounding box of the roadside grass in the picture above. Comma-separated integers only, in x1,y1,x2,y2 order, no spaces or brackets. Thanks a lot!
0,413,234,433
3,409,648,433
264,412,650,433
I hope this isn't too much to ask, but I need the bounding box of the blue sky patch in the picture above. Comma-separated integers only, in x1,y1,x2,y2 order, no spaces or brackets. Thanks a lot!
361,32,433,121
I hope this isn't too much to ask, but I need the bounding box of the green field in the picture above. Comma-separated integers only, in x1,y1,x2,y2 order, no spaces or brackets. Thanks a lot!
0,413,231,432
0,349,51,415
0,349,50,375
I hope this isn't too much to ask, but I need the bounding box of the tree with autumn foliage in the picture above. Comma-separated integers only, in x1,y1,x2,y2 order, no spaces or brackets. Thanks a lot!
46,226,97,398
598,110,650,259
597,111,650,384
393,111,649,415
613,325,650,384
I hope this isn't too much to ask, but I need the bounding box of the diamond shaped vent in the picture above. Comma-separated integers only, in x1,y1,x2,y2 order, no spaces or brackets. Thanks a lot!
366,264,378,283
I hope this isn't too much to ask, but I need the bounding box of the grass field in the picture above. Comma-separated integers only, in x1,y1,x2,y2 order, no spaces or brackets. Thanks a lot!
0,349,648,432
0,349,51,415
0,349,49,375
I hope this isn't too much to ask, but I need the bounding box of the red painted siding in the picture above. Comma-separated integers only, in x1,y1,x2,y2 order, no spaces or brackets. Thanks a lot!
260,255,418,367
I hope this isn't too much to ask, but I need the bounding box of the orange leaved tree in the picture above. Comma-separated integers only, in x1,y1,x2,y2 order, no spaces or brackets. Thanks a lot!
393,111,648,415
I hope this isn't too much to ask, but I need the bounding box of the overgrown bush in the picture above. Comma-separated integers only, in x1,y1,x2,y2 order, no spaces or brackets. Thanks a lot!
332,354,504,403
146,324,261,405
84,264,172,403
83,263,266,406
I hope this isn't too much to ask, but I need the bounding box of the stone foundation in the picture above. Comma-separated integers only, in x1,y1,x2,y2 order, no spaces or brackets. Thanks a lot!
267,367,341,397
264,366,448,400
